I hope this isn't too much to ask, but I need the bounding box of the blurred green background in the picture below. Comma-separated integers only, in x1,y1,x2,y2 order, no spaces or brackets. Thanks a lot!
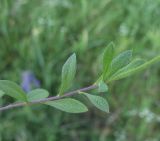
0,0,160,140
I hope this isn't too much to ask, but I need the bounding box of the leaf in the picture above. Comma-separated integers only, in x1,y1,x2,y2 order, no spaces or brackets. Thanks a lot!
98,81,108,92
59,53,77,95
0,90,5,98
45,98,88,113
108,58,144,81
84,93,109,113
27,88,49,102
102,42,114,79
108,50,132,77
108,55,160,81
0,80,27,101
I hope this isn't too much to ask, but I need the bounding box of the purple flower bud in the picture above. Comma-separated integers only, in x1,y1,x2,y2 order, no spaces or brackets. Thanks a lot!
21,71,40,92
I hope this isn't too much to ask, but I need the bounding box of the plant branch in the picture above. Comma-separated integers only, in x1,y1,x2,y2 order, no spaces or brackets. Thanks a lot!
0,84,98,112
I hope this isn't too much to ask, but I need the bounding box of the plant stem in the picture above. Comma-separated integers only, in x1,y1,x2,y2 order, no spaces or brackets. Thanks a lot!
0,84,98,112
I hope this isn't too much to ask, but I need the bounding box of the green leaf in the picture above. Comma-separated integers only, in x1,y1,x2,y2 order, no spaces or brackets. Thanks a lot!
0,80,27,101
108,55,160,81
59,53,77,95
108,58,144,81
108,50,132,77
27,88,49,102
102,42,114,79
84,93,109,113
0,90,5,98
45,98,88,113
98,81,108,92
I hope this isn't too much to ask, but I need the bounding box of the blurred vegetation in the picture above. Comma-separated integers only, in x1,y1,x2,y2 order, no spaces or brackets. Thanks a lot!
0,0,160,141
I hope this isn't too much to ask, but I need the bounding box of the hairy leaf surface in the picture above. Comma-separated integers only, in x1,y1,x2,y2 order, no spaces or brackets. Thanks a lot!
45,98,88,113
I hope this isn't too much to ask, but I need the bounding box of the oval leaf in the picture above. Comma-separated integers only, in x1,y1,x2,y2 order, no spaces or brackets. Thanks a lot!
45,98,88,113
102,42,114,79
84,93,109,113
108,55,160,81
0,80,27,101
108,58,144,81
59,53,77,95
27,88,49,102
108,50,132,77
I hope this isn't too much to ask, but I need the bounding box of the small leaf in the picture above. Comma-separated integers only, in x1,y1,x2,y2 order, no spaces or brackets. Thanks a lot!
108,55,160,81
108,50,132,77
98,81,108,92
45,98,88,113
102,42,114,79
27,88,49,102
59,53,77,95
84,93,109,113
0,90,5,98
108,58,144,81
0,80,27,101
